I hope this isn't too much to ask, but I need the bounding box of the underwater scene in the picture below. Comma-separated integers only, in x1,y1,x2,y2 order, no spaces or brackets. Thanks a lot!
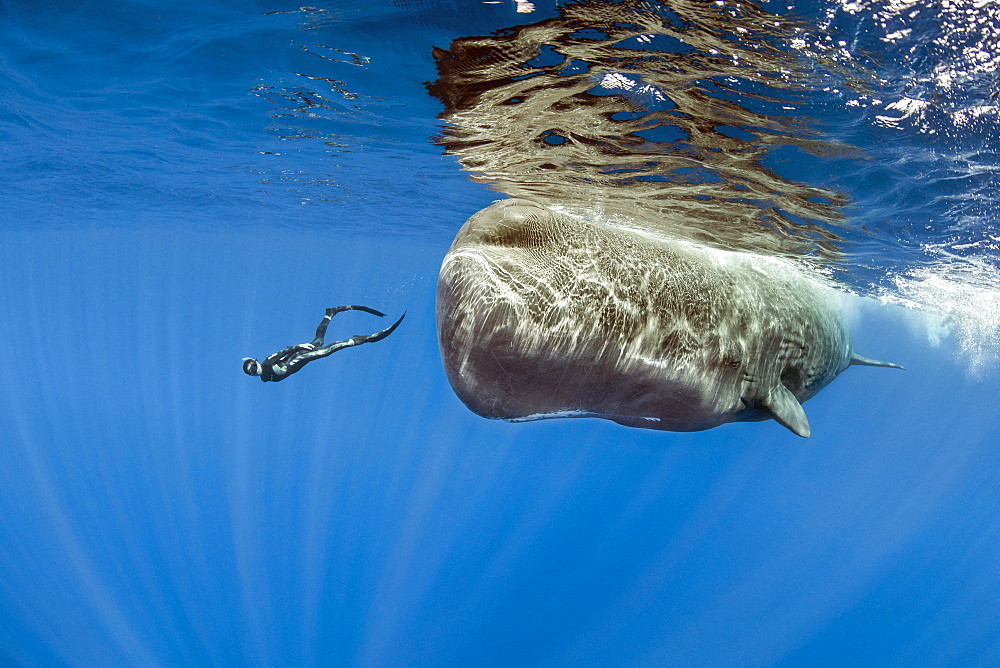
1,0,998,664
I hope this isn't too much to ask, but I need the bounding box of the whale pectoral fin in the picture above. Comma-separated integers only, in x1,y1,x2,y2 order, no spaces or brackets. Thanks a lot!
761,385,811,438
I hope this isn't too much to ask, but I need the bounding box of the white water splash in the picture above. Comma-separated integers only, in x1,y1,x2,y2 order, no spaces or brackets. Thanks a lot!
885,267,1000,376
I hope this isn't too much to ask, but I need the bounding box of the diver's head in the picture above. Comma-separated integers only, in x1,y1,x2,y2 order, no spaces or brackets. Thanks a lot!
242,358,262,376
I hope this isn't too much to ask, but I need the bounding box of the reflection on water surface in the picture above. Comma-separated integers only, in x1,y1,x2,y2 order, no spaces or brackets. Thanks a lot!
429,0,865,266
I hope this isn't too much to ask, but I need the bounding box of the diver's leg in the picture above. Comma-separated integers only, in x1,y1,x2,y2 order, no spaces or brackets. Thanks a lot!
300,308,400,360
315,305,389,344
312,312,334,346
291,313,403,372
297,340,353,362
350,312,405,345
275,345,340,377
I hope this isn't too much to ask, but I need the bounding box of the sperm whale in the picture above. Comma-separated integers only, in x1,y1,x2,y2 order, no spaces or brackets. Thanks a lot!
436,199,902,437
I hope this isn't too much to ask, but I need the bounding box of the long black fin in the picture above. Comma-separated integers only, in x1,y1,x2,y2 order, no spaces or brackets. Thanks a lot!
761,385,811,438
354,312,405,344
850,353,905,370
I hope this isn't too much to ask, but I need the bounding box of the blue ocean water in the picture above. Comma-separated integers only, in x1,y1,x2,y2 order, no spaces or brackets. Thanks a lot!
1,0,998,665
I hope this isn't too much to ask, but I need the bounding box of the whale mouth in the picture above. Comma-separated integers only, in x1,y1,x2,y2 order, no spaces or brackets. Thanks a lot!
507,410,598,422
507,411,662,424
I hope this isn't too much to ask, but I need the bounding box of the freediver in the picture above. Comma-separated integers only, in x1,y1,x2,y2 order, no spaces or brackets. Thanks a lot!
243,305,404,382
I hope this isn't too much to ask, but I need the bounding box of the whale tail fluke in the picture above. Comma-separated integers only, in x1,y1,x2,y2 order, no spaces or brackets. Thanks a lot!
850,353,905,370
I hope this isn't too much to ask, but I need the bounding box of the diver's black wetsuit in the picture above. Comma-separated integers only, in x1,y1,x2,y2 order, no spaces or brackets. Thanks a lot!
250,305,404,382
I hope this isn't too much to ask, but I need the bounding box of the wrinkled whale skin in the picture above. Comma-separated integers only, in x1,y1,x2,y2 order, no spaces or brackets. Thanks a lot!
436,199,889,437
